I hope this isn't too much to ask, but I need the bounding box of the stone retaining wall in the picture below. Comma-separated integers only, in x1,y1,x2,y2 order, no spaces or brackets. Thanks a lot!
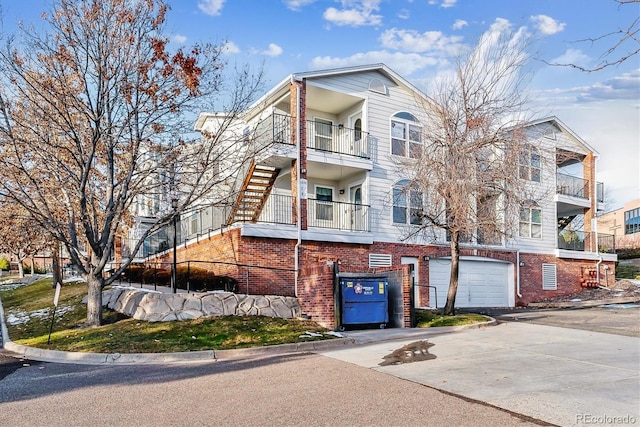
100,288,301,322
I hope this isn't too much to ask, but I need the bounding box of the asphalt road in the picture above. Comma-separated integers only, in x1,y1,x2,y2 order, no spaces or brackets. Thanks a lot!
0,352,545,427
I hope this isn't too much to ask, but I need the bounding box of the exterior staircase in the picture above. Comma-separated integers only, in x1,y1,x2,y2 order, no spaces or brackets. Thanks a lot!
557,215,577,231
227,162,280,224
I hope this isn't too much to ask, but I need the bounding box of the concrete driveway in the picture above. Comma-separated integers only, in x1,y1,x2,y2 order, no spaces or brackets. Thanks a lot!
478,305,640,337
323,322,640,426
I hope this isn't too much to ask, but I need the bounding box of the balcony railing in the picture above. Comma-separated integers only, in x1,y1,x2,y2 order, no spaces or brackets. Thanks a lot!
556,173,589,199
306,121,371,159
307,199,370,232
251,113,294,154
557,230,615,253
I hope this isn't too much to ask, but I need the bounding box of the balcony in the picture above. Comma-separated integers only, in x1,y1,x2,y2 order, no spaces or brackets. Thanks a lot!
306,120,371,159
557,230,616,253
556,173,589,199
307,199,369,232
556,173,604,202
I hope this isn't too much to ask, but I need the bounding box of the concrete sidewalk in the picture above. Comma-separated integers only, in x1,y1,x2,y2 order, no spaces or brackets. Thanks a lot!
319,322,640,427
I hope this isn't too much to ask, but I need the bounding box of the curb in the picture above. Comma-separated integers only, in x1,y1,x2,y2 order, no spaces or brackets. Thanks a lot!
527,296,640,309
0,337,358,365
0,292,496,365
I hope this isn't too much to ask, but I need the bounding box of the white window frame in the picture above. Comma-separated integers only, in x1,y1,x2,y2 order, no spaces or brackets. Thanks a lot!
392,180,423,226
313,117,333,152
314,185,335,222
390,112,421,158
519,206,542,238
519,144,541,182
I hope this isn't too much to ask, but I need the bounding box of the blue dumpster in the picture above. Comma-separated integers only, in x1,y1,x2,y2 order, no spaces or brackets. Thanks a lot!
340,279,389,329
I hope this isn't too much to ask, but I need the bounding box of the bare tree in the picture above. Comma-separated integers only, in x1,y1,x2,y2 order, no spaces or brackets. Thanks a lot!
0,0,263,326
0,201,50,278
400,29,551,315
548,0,639,72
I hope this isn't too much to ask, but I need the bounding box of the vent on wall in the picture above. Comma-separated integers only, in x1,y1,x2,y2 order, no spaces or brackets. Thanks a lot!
368,78,387,95
369,253,392,268
542,264,557,290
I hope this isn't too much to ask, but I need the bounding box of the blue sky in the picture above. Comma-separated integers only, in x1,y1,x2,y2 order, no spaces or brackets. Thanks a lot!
2,0,639,209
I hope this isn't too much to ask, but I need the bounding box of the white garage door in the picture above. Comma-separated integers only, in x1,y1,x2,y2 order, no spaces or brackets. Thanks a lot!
429,257,511,308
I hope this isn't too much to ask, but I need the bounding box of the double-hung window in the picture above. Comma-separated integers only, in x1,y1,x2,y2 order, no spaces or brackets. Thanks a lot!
392,180,423,225
519,144,541,182
316,186,334,221
390,112,421,158
519,205,542,238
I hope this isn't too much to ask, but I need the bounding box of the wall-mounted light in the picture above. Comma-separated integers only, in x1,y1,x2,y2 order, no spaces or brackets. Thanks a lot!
339,189,345,194
423,255,430,261
519,261,525,267
301,167,306,174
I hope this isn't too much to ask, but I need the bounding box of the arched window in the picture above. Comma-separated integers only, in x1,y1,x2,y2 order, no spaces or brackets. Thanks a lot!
390,112,421,158
392,179,423,225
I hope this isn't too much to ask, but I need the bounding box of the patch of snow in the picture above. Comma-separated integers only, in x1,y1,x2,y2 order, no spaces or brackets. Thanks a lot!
325,331,345,338
0,283,28,291
569,298,582,302
6,305,76,326
63,277,86,284
111,285,161,294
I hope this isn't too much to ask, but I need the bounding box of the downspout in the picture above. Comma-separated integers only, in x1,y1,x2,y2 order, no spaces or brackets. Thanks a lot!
293,76,301,297
516,250,522,299
596,255,604,289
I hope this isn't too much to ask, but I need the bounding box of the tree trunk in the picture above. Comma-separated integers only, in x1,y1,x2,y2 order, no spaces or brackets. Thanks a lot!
85,273,104,327
17,259,24,278
443,232,460,315
30,256,35,276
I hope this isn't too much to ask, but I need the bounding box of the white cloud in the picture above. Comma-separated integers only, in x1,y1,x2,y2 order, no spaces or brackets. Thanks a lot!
575,69,640,102
530,15,565,35
551,48,590,68
397,8,410,20
284,0,317,10
323,0,383,27
198,0,225,16
380,28,465,56
262,43,283,57
428,0,457,7
452,19,467,30
172,34,187,45
222,41,240,54
310,50,442,76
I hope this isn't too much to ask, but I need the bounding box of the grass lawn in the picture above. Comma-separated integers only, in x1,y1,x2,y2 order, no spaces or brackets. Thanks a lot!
414,309,490,328
0,277,333,353
1,278,491,354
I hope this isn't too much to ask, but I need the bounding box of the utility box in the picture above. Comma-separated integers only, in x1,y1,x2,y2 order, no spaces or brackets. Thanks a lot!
340,278,389,330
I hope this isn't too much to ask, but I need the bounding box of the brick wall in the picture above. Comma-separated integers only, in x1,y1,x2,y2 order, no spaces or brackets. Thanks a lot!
298,261,336,328
518,253,616,304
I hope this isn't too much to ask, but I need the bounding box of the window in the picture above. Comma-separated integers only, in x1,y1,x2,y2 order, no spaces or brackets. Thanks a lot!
392,180,423,225
625,208,640,235
390,112,421,158
315,186,333,221
520,205,542,238
314,118,332,151
519,145,541,182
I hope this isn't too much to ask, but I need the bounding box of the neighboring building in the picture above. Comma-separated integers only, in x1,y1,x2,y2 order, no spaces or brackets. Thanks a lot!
147,64,616,329
597,199,640,250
